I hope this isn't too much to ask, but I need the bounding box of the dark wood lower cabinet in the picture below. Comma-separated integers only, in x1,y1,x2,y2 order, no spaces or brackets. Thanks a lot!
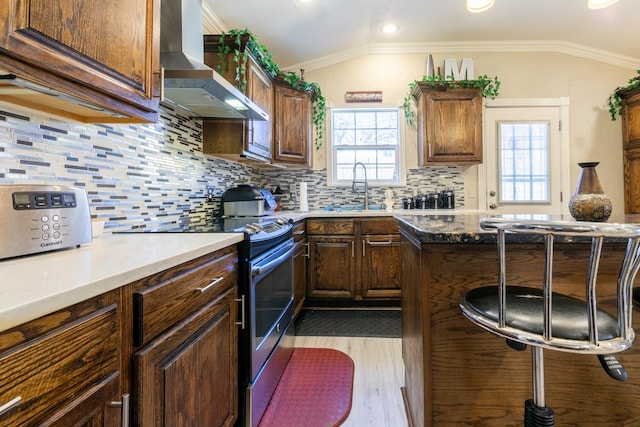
361,234,402,298
308,235,357,299
133,287,237,427
0,291,123,427
306,218,401,303
0,246,240,427
43,372,122,427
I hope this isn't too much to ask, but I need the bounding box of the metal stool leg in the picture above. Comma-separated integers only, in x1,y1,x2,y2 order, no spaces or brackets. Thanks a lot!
525,347,554,426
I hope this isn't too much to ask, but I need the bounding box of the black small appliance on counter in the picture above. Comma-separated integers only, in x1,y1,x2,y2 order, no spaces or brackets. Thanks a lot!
221,184,277,217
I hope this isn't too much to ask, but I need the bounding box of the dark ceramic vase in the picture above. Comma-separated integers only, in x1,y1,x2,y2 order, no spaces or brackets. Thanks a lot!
568,162,612,222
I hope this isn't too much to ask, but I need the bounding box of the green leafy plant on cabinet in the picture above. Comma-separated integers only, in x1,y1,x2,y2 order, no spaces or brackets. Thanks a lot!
608,70,640,121
216,29,326,150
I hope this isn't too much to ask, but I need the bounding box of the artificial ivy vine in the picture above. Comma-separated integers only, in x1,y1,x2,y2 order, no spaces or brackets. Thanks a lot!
402,74,501,126
607,70,640,121
216,29,326,150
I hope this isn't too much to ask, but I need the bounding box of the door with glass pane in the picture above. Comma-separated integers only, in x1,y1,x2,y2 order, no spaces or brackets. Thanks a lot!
484,105,565,214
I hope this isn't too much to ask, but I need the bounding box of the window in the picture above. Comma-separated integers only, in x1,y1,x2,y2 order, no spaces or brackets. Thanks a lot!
498,122,550,203
329,107,402,186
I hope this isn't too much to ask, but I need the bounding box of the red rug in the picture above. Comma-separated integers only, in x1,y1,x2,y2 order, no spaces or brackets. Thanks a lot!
258,348,355,427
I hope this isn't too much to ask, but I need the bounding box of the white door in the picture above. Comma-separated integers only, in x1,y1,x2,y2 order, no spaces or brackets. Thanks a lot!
480,98,571,215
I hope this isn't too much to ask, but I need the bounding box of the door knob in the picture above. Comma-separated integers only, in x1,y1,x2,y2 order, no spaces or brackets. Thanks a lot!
489,203,498,209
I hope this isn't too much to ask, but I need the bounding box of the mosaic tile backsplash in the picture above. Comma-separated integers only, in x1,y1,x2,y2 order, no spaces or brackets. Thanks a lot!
0,104,465,231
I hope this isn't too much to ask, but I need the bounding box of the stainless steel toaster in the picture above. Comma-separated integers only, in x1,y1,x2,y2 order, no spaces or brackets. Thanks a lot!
0,185,92,259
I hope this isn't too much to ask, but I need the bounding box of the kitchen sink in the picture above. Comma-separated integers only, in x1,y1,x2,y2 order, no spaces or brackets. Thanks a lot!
322,205,384,212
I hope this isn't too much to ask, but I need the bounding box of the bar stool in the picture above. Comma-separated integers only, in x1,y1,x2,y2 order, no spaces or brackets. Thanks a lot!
459,218,640,427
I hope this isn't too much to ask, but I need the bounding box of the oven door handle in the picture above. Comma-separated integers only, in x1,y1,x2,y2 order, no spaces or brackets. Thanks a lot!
251,242,295,279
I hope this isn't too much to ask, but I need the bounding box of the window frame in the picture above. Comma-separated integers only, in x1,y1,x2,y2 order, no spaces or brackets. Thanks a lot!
326,105,406,187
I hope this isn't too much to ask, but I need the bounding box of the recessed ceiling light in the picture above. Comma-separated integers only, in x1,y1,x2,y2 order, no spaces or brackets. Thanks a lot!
382,23,399,34
588,0,618,9
467,0,495,13
294,0,315,4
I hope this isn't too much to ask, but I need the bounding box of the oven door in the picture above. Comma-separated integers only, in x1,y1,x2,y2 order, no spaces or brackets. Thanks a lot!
249,237,295,379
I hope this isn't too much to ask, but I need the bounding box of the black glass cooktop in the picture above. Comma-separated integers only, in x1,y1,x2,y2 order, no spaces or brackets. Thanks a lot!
116,215,292,239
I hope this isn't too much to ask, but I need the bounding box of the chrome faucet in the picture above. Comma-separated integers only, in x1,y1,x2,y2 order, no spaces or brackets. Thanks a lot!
352,162,369,210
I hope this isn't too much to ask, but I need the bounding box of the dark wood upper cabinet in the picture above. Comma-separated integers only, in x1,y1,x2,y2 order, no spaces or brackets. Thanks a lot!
620,86,640,213
202,39,273,162
0,0,160,123
412,84,483,165
273,81,312,166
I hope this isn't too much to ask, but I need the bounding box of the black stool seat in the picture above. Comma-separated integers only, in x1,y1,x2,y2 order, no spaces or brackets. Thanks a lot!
463,285,619,343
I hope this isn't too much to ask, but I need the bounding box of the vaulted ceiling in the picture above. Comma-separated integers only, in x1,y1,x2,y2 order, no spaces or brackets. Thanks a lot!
204,0,640,71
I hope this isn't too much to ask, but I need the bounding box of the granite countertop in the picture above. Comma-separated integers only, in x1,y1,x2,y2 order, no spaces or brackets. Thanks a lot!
0,232,244,332
394,213,640,244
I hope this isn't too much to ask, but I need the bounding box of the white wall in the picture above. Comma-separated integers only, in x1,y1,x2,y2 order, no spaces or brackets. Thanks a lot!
305,51,636,213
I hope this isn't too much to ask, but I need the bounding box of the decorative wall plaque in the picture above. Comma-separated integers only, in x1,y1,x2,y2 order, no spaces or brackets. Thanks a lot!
344,91,383,103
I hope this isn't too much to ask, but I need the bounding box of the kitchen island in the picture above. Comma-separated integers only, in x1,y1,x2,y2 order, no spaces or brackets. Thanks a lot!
396,213,640,427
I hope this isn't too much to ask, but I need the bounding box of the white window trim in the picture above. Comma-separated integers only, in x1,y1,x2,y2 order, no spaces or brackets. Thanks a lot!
478,97,571,215
326,102,407,187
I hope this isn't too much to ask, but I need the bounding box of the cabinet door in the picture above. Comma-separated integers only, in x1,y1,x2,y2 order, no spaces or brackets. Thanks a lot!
360,234,402,299
622,90,640,214
273,84,311,165
624,148,640,214
0,292,121,427
41,373,123,427
133,288,238,427
622,90,640,150
308,235,356,299
0,0,159,122
415,86,482,165
245,59,272,159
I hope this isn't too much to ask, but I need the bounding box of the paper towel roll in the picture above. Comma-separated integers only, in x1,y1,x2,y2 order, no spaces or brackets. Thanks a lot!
299,182,309,212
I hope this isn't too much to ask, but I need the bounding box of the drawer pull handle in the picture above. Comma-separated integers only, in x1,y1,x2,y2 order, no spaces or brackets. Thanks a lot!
235,295,246,329
0,396,21,416
196,277,224,293
293,230,305,235
109,393,130,427
367,236,394,246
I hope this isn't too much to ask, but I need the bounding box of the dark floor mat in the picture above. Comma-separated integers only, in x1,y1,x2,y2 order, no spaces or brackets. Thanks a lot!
295,309,401,338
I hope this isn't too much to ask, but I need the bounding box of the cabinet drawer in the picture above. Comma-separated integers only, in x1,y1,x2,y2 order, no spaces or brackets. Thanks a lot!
133,246,238,346
292,220,306,241
359,218,398,235
307,219,355,235
0,302,119,426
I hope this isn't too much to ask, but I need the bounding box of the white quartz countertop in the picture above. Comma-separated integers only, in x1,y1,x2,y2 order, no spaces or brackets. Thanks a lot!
0,232,244,332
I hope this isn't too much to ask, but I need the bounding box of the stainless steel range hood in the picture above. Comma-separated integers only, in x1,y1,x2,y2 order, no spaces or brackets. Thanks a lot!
161,0,268,120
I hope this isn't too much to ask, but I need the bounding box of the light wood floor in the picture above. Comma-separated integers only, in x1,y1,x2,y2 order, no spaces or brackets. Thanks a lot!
294,336,408,427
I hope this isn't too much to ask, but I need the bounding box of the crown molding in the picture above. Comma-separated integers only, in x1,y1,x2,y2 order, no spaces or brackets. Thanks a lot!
202,4,226,34
285,40,640,73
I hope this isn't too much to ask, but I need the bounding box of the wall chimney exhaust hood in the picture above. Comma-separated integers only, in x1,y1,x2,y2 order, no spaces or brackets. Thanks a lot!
161,0,268,121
